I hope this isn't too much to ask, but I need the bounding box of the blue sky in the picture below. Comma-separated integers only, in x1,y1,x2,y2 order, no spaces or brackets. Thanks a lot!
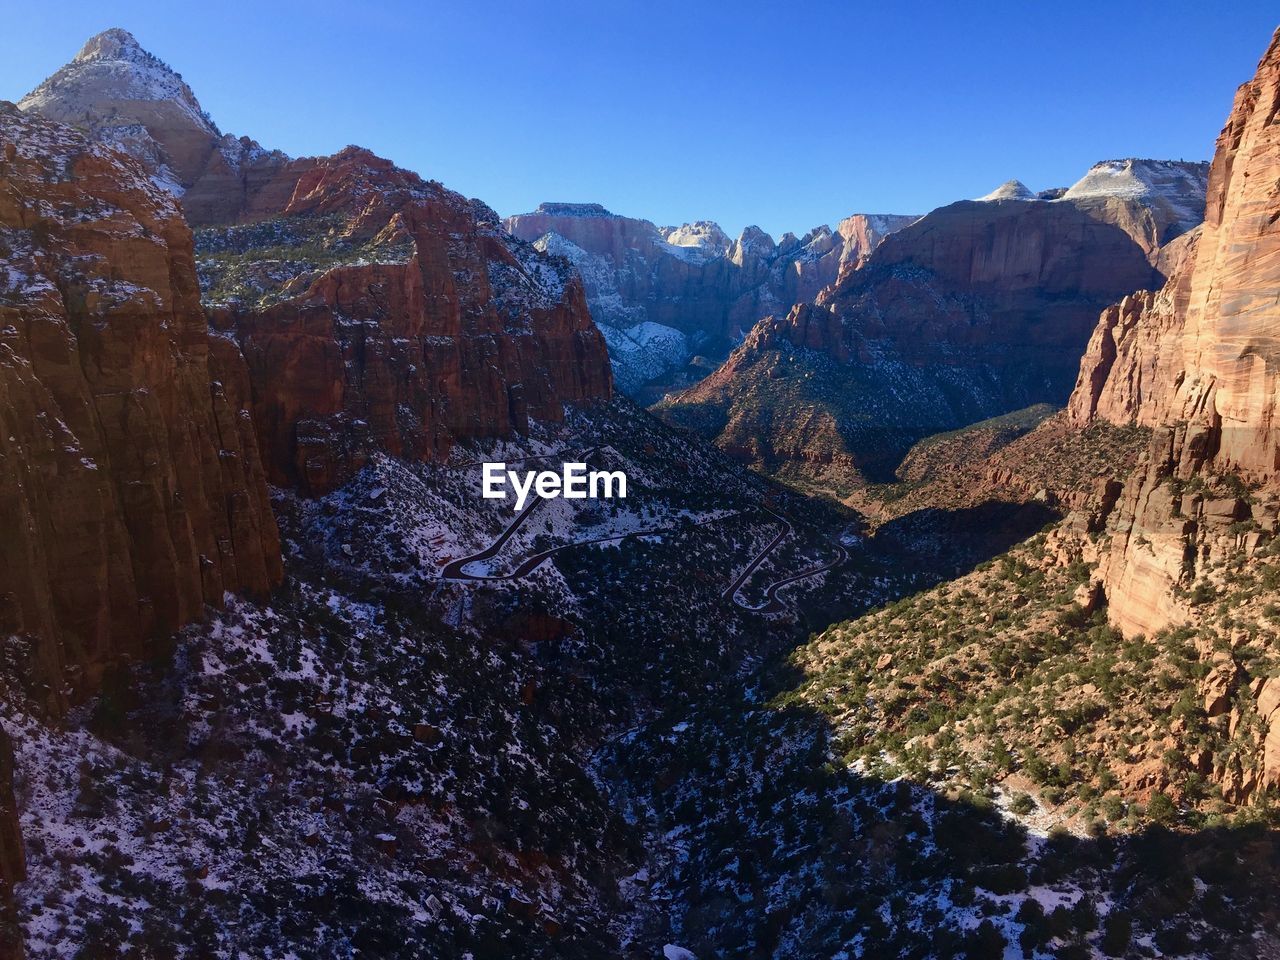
1,1,1276,237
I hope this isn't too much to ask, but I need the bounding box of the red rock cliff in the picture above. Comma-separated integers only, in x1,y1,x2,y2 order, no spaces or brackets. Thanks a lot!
1066,28,1280,640
200,150,613,494
0,103,282,712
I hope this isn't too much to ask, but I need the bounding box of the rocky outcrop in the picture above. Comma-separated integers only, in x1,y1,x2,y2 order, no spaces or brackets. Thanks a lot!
505,203,916,398
199,151,612,494
20,30,615,497
18,28,291,226
835,213,919,270
1067,28,1280,638
661,162,1207,485
0,103,282,711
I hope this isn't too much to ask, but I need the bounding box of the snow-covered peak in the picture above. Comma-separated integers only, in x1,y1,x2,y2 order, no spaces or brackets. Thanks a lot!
1062,158,1210,240
735,225,776,251
661,220,731,254
73,27,148,64
20,27,218,137
977,179,1037,201
1062,158,1209,203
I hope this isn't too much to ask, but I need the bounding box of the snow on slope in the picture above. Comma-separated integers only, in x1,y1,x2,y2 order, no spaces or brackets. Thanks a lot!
1062,158,1210,236
19,27,217,136
977,179,1037,201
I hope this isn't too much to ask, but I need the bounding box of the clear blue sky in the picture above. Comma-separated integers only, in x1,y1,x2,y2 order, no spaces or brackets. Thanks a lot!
1,1,1276,237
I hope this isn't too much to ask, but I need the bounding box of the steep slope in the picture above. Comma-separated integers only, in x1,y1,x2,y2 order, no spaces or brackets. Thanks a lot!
1068,28,1280,644
660,159,1210,489
18,28,291,225
1,395,886,957
0,103,282,711
792,26,1280,831
0,102,283,947
505,204,916,400
20,29,615,497
196,152,613,494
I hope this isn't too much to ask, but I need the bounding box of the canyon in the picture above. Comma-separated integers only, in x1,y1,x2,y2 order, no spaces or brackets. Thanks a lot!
658,157,1210,488
0,20,1279,960
505,203,917,400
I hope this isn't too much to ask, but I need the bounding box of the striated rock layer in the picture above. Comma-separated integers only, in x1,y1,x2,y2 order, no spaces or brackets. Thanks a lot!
660,163,1207,485
0,103,283,711
0,103,286,937
1068,27,1280,637
1062,29,1280,796
199,151,613,494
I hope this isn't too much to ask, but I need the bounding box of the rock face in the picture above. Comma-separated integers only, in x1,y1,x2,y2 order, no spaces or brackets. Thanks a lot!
20,30,615,496
1068,28,1280,639
199,152,613,494
18,28,290,226
0,103,283,711
835,213,920,270
505,203,916,399
660,158,1209,485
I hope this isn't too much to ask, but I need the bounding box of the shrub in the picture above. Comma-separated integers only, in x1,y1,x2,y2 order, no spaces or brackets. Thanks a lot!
1147,792,1177,824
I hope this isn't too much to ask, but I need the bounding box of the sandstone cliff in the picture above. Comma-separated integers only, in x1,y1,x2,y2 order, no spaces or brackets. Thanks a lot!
22,30,615,497
0,103,282,711
505,203,916,399
0,104,286,941
197,152,612,494
1062,28,1280,798
660,158,1208,487
1068,27,1280,634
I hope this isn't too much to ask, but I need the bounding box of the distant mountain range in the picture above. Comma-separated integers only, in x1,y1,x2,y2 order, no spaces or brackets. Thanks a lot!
505,203,919,400
657,156,1210,489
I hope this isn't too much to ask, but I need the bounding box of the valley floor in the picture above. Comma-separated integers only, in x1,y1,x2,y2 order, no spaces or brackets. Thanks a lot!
4,402,1279,959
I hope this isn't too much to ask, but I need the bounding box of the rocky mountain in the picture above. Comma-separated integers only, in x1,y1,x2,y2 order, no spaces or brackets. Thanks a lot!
0,101,283,950
19,28,615,497
0,102,282,712
785,24,1280,845
17,28,291,225
659,157,1210,491
0,32,617,955
196,151,613,494
3,20,1280,960
1067,28,1280,642
505,203,917,400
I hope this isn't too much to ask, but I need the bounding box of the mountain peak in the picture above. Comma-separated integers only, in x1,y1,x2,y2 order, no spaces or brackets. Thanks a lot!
73,27,146,63
661,220,731,253
20,27,217,139
978,179,1036,201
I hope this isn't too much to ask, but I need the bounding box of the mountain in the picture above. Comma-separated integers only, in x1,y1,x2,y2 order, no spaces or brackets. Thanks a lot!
504,203,917,400
659,158,1210,491
0,30,874,957
4,21,1280,960
1068,28,1280,647
626,35,1280,957
17,28,291,225
195,150,613,494
0,101,283,947
17,29,614,497
0,102,283,710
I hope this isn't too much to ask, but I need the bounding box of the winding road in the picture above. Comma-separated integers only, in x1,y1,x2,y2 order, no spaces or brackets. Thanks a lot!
722,509,792,602
437,471,843,610
722,509,846,614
